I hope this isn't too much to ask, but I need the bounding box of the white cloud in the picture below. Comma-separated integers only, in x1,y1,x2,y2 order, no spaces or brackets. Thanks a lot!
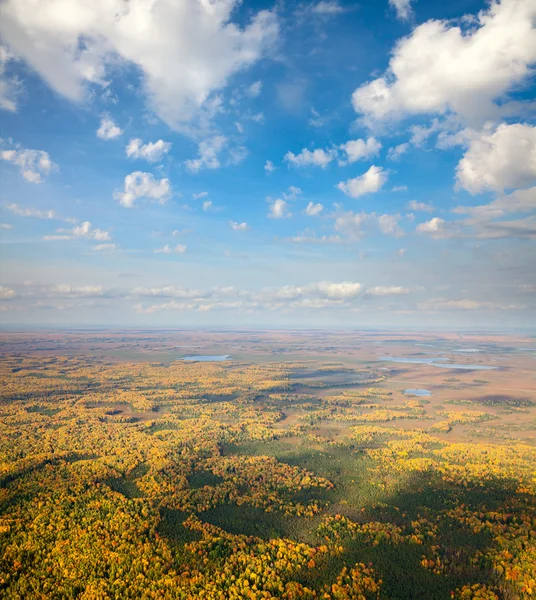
230,221,249,231
285,147,336,168
335,210,405,239
392,185,408,192
94,243,117,252
389,0,414,21
417,188,536,240
154,245,172,254
268,198,291,219
420,298,525,311
175,244,187,254
0,286,16,299
44,221,111,242
0,223,13,229
407,200,433,212
1,144,57,183
334,211,370,239
337,165,388,198
185,135,227,172
416,217,447,234
265,160,276,173
339,137,381,164
305,202,323,216
378,214,403,237
96,116,122,140
456,123,536,194
352,0,536,126
202,200,213,212
114,171,171,208
0,46,21,112
453,186,536,220
366,286,410,296
126,138,171,162
246,80,262,98
387,143,410,161
311,1,346,15
0,0,279,131
282,186,302,200
6,203,56,219
193,191,209,199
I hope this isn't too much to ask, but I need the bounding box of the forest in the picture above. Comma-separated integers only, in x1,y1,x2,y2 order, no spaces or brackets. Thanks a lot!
0,334,535,599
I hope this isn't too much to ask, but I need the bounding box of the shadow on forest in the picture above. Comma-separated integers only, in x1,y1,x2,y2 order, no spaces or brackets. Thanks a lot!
157,439,529,599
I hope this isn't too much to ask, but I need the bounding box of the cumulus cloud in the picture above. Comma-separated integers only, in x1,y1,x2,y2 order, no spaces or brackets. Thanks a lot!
337,165,388,198
246,80,262,98
0,286,16,299
132,280,419,314
282,186,302,200
366,286,410,296
0,0,279,131
453,186,536,220
407,200,433,212
154,244,187,254
305,202,323,216
285,147,336,168
114,171,171,208
420,298,525,311
126,138,171,162
456,123,536,194
44,221,111,242
339,137,381,164
268,198,291,219
96,116,122,140
352,0,536,126
1,143,57,183
265,160,276,173
387,143,410,161
416,217,446,235
230,221,249,231
335,210,405,239
6,203,56,219
94,243,117,252
185,135,227,172
418,188,536,239
311,1,346,15
389,0,414,21
378,214,403,237
0,46,21,112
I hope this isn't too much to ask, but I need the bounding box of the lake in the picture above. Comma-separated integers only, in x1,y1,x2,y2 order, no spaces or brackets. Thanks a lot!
182,355,231,362
404,389,432,396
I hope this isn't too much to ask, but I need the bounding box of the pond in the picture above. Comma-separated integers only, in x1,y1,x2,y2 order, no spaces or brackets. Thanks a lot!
381,356,498,370
404,389,432,396
182,355,231,362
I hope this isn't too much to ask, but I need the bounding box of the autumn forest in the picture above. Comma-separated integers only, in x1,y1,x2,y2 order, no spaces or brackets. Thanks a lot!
0,329,535,599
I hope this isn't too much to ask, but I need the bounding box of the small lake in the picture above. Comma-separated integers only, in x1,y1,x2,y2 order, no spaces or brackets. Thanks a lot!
182,355,231,362
404,389,432,396
381,356,498,370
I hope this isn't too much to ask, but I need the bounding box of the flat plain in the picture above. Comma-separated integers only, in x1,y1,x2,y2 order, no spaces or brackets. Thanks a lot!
0,330,535,599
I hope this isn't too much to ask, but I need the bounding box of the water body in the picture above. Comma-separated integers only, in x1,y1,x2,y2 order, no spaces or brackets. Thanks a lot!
381,356,498,370
433,363,497,371
380,356,447,365
182,355,231,362
404,389,432,396
453,348,481,353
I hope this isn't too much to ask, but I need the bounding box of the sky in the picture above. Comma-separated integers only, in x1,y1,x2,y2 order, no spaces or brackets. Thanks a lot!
0,0,535,330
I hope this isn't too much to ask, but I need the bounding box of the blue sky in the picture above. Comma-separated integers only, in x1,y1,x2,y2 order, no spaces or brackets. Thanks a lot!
0,0,535,329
